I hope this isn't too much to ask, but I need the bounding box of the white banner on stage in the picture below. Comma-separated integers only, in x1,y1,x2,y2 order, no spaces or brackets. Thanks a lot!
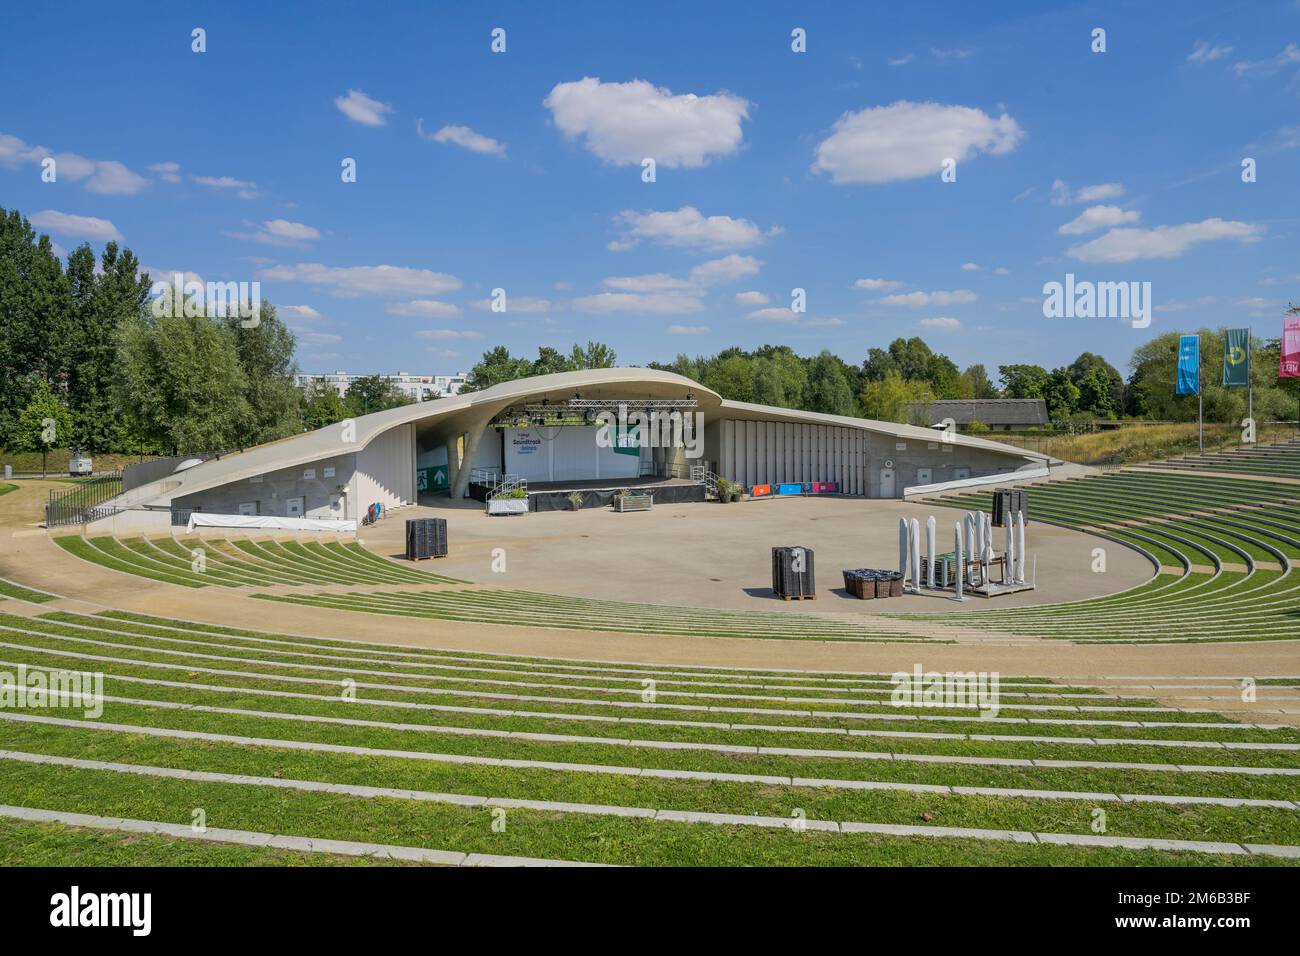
186,513,357,533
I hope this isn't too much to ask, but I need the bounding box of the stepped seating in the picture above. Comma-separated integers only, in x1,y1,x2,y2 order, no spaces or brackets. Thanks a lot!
0,603,1297,866
1139,438,1300,478
54,534,465,588
911,468,1300,641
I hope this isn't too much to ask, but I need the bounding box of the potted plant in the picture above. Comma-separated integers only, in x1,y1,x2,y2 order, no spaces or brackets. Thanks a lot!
730,482,743,503
716,478,731,503
566,491,584,511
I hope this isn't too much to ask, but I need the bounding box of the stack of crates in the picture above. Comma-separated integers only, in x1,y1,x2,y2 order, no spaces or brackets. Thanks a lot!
405,517,448,559
992,489,1029,527
771,546,816,599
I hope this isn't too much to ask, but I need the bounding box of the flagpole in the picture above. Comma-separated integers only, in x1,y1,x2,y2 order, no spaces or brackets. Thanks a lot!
1247,326,1253,444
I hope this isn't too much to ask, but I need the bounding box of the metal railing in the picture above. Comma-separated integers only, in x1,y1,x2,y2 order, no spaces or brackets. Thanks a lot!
490,475,528,499
44,471,124,527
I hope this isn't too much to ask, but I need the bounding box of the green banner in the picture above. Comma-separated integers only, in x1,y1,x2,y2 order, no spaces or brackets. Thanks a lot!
613,424,641,456
1223,328,1250,387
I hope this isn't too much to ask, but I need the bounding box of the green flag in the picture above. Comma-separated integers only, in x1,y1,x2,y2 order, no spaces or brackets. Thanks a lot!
1223,328,1250,387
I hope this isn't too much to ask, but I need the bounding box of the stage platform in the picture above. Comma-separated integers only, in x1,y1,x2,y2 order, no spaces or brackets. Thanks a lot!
468,475,706,511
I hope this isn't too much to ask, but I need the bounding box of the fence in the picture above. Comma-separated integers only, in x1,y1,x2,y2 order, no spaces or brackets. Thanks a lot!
44,471,124,528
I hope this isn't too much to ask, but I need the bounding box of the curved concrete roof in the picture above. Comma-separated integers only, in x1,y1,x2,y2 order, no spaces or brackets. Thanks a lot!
143,367,1045,505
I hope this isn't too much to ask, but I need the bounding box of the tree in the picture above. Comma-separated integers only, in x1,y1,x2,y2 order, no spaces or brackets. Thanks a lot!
860,370,933,423
344,375,410,416
1066,352,1124,417
805,350,856,416
15,380,72,476
301,380,350,431
225,302,301,446
1043,368,1081,420
463,346,534,392
753,344,807,409
959,364,999,399
751,357,787,407
114,312,250,455
701,354,755,402
531,346,574,377
569,341,617,369
999,364,1050,399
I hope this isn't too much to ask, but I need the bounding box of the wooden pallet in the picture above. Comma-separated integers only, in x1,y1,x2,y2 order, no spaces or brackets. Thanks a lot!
779,592,816,601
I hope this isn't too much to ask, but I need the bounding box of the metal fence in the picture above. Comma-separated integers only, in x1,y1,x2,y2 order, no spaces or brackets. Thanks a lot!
44,471,124,528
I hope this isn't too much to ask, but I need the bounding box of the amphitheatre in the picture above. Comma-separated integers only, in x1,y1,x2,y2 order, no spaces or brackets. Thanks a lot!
2,372,1299,867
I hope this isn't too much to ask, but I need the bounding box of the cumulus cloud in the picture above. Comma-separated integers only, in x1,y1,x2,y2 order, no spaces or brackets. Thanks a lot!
610,206,777,252
0,133,150,195
192,174,258,200
812,101,1023,185
334,89,394,126
888,53,915,66
258,262,462,298
667,324,710,335
469,296,553,312
919,316,961,330
854,277,903,291
602,274,693,293
961,262,981,271
1067,218,1264,262
571,292,704,314
29,209,123,242
735,290,769,306
229,219,321,246
280,304,322,321
878,289,977,307
386,300,462,317
745,307,800,323
417,328,482,340
1057,205,1141,235
544,77,749,167
688,253,760,286
148,161,182,184
1051,179,1125,206
417,120,506,158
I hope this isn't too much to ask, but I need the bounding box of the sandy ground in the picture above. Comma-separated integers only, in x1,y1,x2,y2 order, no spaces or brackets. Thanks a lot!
4,480,1298,721
360,495,1152,614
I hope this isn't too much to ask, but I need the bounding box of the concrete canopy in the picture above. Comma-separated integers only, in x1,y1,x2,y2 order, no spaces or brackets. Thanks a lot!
142,367,1046,508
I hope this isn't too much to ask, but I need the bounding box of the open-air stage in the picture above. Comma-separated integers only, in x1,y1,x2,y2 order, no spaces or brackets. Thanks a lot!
464,475,707,511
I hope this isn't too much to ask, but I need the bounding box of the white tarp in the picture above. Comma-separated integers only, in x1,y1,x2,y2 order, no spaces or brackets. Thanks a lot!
186,513,356,533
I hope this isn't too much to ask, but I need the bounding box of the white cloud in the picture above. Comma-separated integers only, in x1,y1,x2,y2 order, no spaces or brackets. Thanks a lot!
854,277,903,291
334,89,394,126
192,174,258,200
611,206,777,252
469,296,554,312
280,304,322,321
735,290,769,306
1067,218,1264,262
0,133,149,195
745,307,800,323
994,266,1010,275
387,300,461,317
1057,204,1141,235
298,331,342,346
143,268,203,289
602,274,693,293
544,77,749,168
571,292,704,314
878,289,977,307
230,219,321,246
29,209,123,242
258,262,462,298
1233,43,1300,76
806,317,845,327
667,324,710,335
148,161,182,184
417,120,506,158
888,53,915,66
919,316,961,330
417,329,483,340
812,101,1023,185
689,253,760,286
1051,179,1125,206
1188,40,1233,63
930,47,974,60
961,262,981,271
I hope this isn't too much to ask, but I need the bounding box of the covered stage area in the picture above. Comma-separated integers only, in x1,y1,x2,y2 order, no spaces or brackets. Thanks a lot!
467,474,706,511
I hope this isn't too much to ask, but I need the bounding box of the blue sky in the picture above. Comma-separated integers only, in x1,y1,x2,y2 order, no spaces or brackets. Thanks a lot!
2,0,1298,380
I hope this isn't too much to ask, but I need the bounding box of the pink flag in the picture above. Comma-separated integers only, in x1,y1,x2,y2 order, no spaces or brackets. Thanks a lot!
1283,316,1300,378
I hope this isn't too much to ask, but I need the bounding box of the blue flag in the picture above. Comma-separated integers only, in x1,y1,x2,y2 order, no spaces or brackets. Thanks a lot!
1176,334,1200,395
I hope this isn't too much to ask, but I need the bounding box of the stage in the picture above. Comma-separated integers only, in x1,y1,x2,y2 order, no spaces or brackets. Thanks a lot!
468,475,707,511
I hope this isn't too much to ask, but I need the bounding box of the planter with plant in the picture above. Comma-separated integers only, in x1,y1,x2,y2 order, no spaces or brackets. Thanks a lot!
487,488,529,516
566,491,584,511
716,478,731,503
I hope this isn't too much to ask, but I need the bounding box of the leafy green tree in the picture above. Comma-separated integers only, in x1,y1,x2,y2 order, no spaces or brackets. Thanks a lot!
751,357,787,407
999,364,1050,399
701,354,756,402
531,346,574,377
959,364,999,399
805,350,856,416
1043,368,1081,420
223,302,301,446
860,370,933,423
1076,366,1118,418
753,344,807,408
301,380,350,431
15,379,72,475
114,312,251,455
344,375,411,416
568,341,617,369
463,346,534,391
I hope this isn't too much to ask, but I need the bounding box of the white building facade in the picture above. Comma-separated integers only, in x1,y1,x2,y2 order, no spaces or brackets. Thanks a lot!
295,371,468,402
